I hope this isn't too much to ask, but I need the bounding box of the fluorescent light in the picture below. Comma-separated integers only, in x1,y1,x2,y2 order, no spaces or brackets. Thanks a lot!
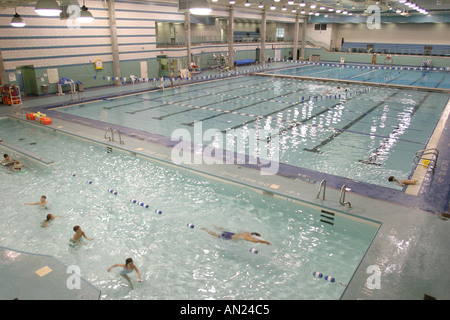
35,0,62,16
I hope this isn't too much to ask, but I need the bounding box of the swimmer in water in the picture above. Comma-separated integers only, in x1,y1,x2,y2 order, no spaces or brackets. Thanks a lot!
2,154,22,171
70,225,93,245
201,227,271,245
24,195,48,207
108,258,142,289
42,213,63,228
388,176,418,186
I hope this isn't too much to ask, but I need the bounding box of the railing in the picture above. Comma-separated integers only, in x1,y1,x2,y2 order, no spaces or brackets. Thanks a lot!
104,128,124,145
113,129,124,145
339,185,351,208
316,179,326,200
413,148,439,173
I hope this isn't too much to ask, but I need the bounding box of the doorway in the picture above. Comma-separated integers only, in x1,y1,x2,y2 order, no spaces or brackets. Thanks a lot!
16,65,38,96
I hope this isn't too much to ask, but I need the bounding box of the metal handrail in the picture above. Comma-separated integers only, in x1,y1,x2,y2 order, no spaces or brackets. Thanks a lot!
104,127,113,141
413,148,438,173
339,185,351,208
316,179,326,200
113,129,124,145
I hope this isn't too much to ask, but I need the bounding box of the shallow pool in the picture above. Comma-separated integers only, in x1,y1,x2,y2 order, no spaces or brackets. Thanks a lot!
0,118,380,299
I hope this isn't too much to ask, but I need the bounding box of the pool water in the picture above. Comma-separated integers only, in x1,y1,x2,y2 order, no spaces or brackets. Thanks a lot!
268,63,450,89
53,75,449,189
0,118,380,300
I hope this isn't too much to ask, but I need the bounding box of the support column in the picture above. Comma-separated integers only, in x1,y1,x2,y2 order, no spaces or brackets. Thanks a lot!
185,12,191,67
260,10,266,66
293,14,299,61
0,49,7,85
107,0,121,86
300,17,307,60
227,6,234,68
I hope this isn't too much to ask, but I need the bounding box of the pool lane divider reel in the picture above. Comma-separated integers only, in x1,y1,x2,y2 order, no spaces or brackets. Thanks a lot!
72,172,163,215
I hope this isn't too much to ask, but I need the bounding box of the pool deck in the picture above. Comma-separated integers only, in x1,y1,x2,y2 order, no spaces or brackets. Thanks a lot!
1,65,450,300
0,246,101,300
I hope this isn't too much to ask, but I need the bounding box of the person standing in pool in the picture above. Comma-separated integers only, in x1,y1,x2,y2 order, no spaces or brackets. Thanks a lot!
201,227,270,245
108,258,142,289
70,225,93,245
2,154,22,171
24,195,48,207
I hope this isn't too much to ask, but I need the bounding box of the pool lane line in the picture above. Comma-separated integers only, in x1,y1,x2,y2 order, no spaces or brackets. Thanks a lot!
267,87,369,140
360,92,432,165
109,76,269,112
124,77,275,115
304,91,401,154
152,86,273,121
181,86,311,126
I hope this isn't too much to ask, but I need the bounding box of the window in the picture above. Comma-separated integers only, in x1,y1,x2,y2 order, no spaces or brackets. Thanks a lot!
276,27,285,40
314,24,327,31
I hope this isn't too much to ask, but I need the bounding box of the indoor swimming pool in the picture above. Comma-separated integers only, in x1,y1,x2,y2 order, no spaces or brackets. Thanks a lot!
47,75,449,189
0,117,380,300
267,62,450,89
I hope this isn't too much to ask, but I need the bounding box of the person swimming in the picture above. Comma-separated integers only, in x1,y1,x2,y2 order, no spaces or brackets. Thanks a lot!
42,213,63,228
388,176,418,186
24,195,48,208
201,227,271,245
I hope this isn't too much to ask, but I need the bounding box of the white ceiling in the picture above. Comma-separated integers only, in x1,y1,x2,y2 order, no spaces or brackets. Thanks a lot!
1,0,449,15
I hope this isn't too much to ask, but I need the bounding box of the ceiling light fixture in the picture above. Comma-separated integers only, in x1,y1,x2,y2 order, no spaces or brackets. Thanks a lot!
189,0,212,15
10,9,26,27
76,1,95,23
35,0,62,16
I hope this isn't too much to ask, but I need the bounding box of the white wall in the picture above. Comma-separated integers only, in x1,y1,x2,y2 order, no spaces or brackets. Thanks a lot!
335,22,450,47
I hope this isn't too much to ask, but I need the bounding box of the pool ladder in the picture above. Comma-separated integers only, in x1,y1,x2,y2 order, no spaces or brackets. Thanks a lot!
104,127,124,145
413,148,438,173
316,180,351,207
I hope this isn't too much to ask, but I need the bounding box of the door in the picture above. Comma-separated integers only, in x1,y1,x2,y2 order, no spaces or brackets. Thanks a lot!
16,66,38,96
140,60,148,80
274,49,281,61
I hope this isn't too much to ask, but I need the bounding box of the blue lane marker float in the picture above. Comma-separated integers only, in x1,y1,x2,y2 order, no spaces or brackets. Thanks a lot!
70,172,161,215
